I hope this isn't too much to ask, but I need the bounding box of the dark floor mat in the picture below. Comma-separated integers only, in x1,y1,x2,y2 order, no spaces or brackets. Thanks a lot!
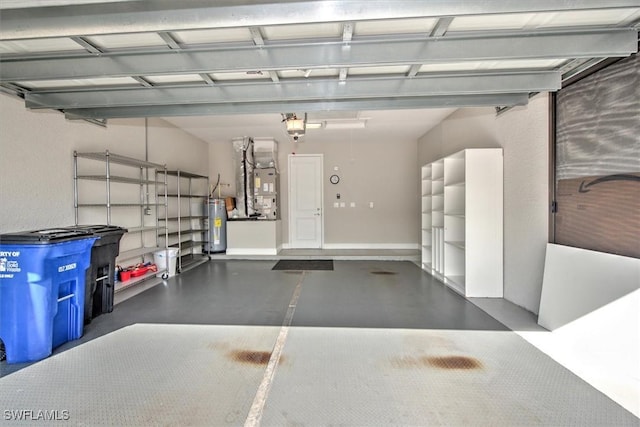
272,259,334,271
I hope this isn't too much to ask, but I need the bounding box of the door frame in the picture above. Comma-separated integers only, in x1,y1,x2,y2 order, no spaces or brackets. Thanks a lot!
287,154,324,248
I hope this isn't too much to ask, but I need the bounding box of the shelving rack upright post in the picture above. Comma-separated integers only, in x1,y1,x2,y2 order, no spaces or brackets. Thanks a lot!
73,150,169,291
157,170,210,273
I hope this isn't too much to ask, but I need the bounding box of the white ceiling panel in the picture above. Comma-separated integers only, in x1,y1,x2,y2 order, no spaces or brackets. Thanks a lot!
524,8,640,29
449,8,640,32
262,22,343,40
448,13,538,32
173,28,252,45
210,71,271,81
419,59,566,73
278,69,340,78
86,33,165,49
18,76,138,89
144,74,204,84
0,37,82,54
354,17,438,36
349,65,411,75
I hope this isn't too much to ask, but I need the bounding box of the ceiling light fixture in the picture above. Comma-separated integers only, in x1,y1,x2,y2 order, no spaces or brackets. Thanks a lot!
283,112,307,141
323,120,367,130
286,117,305,133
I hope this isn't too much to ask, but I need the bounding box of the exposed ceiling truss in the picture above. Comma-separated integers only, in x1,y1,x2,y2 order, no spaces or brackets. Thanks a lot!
0,0,638,122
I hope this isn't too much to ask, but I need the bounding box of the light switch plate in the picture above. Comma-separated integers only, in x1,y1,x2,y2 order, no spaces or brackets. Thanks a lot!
333,202,339,208
369,202,374,208
350,202,356,208
340,202,346,208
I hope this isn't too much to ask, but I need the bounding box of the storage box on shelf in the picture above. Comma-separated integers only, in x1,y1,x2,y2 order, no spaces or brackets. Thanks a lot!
73,150,170,292
420,149,503,297
157,170,210,273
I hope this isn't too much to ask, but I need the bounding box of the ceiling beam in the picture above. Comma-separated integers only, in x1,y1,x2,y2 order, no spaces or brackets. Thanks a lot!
70,36,103,54
249,27,265,46
430,17,454,38
2,0,638,40
132,76,153,87
158,32,181,50
2,29,635,83
342,22,354,43
62,93,530,120
24,72,559,110
407,64,422,78
199,73,215,85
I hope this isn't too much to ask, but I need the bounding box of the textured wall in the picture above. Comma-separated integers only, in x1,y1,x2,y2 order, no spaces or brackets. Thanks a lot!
417,94,550,313
209,131,420,247
281,135,419,246
498,95,550,314
0,94,208,233
208,140,237,198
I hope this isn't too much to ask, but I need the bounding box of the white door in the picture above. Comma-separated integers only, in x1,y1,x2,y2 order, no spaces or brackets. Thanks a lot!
288,154,323,248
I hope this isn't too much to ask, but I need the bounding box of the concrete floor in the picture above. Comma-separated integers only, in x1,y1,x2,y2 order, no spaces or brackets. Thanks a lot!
0,260,637,425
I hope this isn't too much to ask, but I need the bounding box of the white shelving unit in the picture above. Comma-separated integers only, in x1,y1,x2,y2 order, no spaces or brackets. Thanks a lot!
157,170,210,273
420,164,432,270
73,150,169,292
421,149,503,297
431,159,445,278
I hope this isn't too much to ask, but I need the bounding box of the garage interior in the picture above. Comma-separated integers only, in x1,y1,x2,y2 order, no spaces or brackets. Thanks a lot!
0,1,639,425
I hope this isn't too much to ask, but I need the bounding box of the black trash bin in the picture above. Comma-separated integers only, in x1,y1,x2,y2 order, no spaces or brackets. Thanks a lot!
63,225,127,323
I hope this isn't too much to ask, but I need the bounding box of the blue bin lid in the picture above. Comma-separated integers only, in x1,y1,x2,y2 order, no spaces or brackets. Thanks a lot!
0,228,94,244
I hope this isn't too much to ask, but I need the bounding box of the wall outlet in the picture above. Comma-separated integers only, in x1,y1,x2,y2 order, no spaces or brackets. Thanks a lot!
350,202,356,208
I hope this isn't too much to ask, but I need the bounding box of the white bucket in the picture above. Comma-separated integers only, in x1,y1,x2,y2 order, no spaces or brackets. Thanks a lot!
154,248,179,278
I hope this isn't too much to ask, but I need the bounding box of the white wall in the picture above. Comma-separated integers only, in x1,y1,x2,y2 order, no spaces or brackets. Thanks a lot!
418,94,550,313
208,140,237,198
209,131,420,247
0,94,209,233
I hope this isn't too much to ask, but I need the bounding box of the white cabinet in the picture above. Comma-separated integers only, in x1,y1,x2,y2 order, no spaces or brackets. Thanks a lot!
421,149,503,297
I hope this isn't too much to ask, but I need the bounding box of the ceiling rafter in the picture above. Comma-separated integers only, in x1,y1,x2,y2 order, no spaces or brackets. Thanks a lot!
2,0,638,41
199,73,215,86
338,68,348,83
269,71,280,83
2,29,635,83
249,27,265,46
342,22,354,43
158,32,181,50
24,72,560,110
70,36,103,54
407,64,422,78
132,76,153,87
62,93,531,120
430,17,455,38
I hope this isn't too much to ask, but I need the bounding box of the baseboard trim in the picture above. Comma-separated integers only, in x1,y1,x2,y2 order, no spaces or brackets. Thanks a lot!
321,243,420,250
225,248,278,256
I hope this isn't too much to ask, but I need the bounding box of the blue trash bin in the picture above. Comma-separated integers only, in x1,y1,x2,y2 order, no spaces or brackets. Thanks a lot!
0,229,97,364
